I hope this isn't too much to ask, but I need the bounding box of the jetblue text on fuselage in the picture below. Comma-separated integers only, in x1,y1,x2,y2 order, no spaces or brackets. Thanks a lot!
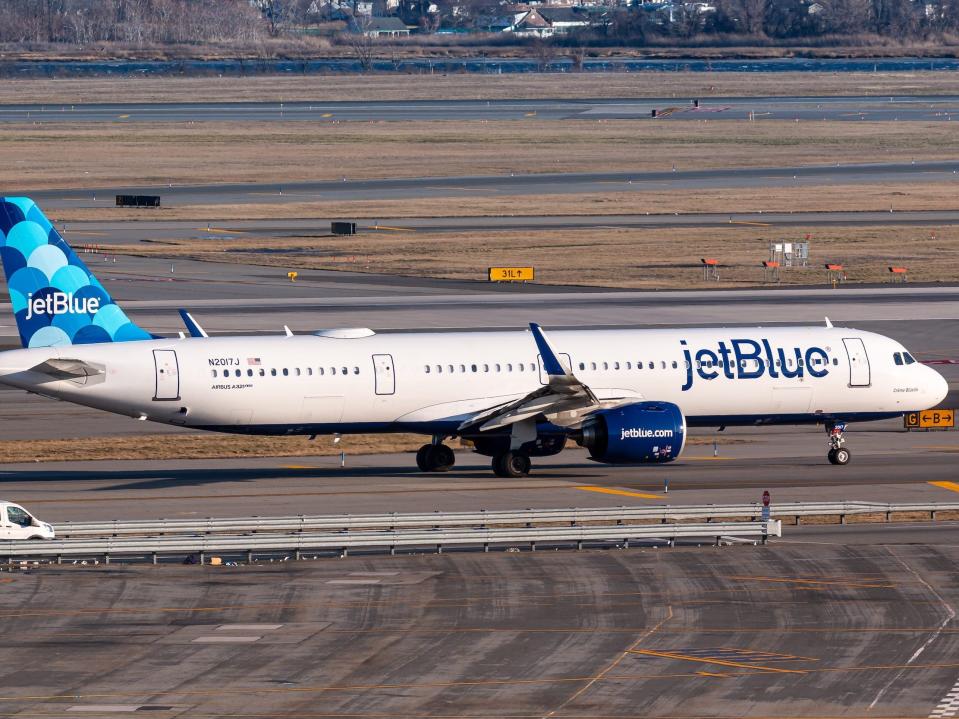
24,292,100,321
680,338,829,391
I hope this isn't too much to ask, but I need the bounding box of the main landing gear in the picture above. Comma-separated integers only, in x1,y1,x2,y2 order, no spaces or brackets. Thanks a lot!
826,421,850,465
416,442,455,472
492,451,531,478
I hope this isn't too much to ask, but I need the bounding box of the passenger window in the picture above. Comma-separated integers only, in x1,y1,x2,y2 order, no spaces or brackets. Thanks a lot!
648,362,654,369
247,369,253,377
295,368,301,376
495,364,501,372
212,370,217,377
483,364,489,372
603,362,609,370
518,363,525,371
626,362,631,369
319,367,325,375
259,369,265,376
425,365,431,373
471,364,477,373
282,368,289,376
353,367,359,374
341,367,348,375
307,367,313,376
271,368,277,376
614,361,620,370
235,369,242,377
460,364,466,372
833,358,839,365
448,365,454,373
672,361,678,369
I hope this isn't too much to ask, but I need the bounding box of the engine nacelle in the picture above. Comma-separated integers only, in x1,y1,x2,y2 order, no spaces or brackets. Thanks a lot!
578,401,686,464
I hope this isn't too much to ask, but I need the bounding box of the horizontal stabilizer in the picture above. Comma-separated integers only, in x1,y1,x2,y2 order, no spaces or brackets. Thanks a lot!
29,358,104,380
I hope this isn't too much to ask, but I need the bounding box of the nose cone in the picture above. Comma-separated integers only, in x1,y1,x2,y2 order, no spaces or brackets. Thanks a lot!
928,367,949,407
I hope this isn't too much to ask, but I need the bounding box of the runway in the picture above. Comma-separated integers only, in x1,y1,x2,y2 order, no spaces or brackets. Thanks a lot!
30,160,959,209
5,95,959,123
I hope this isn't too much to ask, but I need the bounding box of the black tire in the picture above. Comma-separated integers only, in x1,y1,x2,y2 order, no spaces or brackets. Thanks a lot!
493,451,531,478
431,444,455,472
832,447,851,465
415,444,432,472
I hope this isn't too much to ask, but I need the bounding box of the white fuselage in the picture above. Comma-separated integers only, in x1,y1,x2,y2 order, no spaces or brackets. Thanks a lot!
0,326,947,437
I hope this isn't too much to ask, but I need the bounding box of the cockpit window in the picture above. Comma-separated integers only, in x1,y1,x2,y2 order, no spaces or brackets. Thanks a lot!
904,352,917,365
894,353,904,366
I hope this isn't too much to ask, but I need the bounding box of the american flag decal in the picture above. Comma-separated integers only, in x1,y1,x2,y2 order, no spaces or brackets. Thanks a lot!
247,357,261,366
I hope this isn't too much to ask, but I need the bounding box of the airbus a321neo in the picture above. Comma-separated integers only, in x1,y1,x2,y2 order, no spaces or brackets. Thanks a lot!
0,198,947,476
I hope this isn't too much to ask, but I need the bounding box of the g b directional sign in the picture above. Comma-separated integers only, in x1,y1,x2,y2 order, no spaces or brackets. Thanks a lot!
904,409,955,430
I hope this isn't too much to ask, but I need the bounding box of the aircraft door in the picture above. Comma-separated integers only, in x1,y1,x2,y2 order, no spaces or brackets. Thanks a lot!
153,349,180,400
842,338,871,387
372,354,395,395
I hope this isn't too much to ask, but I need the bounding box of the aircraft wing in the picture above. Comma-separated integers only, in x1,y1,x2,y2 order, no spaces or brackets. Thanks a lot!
457,323,601,433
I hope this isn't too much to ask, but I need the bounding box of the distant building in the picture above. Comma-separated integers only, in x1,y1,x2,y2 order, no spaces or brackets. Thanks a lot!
353,16,411,34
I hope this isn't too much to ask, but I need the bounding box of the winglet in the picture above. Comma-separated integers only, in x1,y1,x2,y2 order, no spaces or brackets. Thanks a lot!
178,309,208,338
529,323,567,376
824,316,833,328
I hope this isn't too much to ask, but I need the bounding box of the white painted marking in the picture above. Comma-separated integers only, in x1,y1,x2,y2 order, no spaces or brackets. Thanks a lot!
327,578,382,585
192,635,261,643
67,706,142,713
930,679,959,717
216,624,282,631
870,550,956,710
349,571,399,577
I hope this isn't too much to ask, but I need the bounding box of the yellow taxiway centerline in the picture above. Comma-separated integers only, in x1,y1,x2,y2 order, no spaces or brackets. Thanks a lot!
575,485,664,500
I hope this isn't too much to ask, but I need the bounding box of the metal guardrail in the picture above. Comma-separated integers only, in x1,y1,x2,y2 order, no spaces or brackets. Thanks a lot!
52,501,959,538
2,521,781,564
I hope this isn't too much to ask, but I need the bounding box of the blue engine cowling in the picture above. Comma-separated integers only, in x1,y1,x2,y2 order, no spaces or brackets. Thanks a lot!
578,401,686,464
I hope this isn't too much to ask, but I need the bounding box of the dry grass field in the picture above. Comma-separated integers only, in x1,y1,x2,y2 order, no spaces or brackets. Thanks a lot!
2,72,959,105
0,432,735,463
111,218,955,288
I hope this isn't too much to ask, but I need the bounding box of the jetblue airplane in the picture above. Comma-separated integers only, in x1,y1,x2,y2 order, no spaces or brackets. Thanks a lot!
0,197,948,476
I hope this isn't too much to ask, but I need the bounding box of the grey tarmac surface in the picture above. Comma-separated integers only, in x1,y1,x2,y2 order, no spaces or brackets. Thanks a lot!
3,418,959,522
27,160,959,209
4,94,959,123
3,534,959,718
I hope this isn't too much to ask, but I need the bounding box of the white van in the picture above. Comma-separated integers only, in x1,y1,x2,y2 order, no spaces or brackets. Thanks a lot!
0,501,55,540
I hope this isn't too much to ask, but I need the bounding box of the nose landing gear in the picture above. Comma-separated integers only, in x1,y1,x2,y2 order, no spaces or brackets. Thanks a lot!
826,422,850,465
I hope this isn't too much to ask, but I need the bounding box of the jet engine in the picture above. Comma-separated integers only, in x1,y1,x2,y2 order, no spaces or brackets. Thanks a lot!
577,401,686,464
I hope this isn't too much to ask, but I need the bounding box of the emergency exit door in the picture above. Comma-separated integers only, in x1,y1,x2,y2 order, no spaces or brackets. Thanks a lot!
842,338,871,387
153,349,180,401
372,354,395,395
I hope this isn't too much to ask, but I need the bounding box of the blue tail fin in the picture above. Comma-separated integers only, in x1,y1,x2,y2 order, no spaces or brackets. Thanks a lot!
0,197,151,348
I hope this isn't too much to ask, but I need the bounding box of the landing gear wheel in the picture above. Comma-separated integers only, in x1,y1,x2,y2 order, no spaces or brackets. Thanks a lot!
416,444,432,472
828,447,851,465
492,451,531,478
416,443,456,472
431,444,455,472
